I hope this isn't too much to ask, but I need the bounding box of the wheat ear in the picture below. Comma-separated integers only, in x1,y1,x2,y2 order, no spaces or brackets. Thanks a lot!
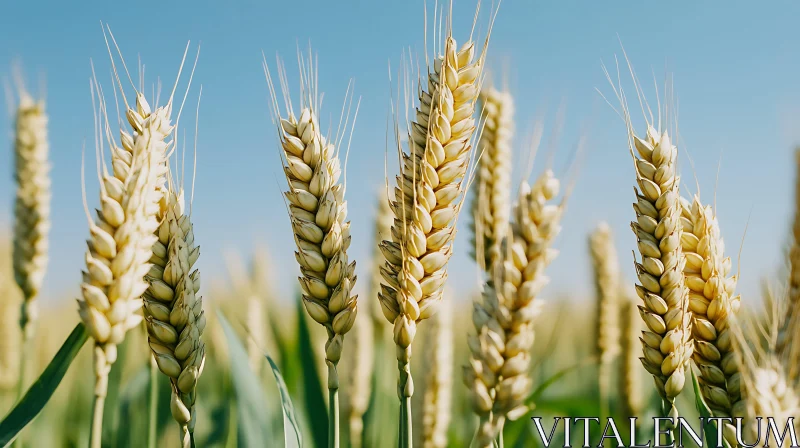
369,189,394,333
470,86,513,271
379,12,491,446
626,125,692,423
619,297,644,419
730,287,800,445
679,195,741,422
418,293,453,448
780,148,800,382
0,241,21,392
465,170,563,447
12,89,50,343
143,188,205,447
265,53,358,448
589,222,621,420
79,85,172,448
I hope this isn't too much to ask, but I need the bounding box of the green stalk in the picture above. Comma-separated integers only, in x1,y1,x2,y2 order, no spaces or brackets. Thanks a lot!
401,396,412,448
328,360,340,448
148,359,158,448
661,399,676,446
89,358,108,448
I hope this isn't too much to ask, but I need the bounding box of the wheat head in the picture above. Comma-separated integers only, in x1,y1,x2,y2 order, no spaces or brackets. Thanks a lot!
0,241,21,390
471,86,513,271
589,222,621,417
265,55,358,398
369,189,394,332
378,20,488,419
619,297,644,418
465,170,562,446
78,89,172,413
143,188,205,446
13,91,51,340
627,126,692,415
419,293,453,448
679,195,741,419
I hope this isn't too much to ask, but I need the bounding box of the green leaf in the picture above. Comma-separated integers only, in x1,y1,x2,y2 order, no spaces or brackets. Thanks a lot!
296,297,328,448
526,357,599,405
266,354,302,448
217,311,272,447
0,322,89,447
690,369,731,448
103,334,130,446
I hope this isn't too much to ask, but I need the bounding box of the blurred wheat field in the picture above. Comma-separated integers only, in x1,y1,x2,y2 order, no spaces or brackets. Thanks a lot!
2,2,800,448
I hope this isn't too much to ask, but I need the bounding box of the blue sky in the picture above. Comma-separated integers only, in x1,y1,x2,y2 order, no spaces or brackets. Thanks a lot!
1,0,799,308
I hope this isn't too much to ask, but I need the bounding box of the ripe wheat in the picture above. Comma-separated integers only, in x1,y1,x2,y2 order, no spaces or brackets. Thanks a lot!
143,189,205,447
680,195,741,420
626,125,692,419
589,222,620,418
619,298,644,418
378,12,491,445
780,148,800,382
471,86,513,271
13,90,51,341
465,170,562,447
418,293,453,448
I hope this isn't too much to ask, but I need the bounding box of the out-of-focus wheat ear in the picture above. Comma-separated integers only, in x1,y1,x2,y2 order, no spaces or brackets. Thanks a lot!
246,293,266,375
729,286,800,444
780,148,800,382
466,170,563,447
369,187,394,336
417,292,453,448
589,222,621,420
346,298,374,448
619,296,644,419
0,241,22,393
379,3,499,444
12,88,51,344
679,195,741,426
470,86,513,272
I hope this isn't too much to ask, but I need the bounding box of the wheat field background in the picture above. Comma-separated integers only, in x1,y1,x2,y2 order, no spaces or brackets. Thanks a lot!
0,1,799,447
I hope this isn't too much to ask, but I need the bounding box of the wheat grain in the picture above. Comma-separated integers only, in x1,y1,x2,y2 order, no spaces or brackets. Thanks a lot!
619,297,644,418
378,12,491,445
465,170,562,447
419,293,453,448
624,125,692,419
12,90,50,341
471,86,513,271
265,51,359,448
589,222,620,418
679,195,741,421
143,189,205,447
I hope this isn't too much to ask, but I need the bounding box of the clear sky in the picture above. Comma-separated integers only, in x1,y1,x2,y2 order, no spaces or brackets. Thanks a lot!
1,0,799,309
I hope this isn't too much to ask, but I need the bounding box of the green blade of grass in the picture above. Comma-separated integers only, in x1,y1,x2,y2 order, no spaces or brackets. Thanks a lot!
0,322,88,447
217,311,271,447
266,354,302,448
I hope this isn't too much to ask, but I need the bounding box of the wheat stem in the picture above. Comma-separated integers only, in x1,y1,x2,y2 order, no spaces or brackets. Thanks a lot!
90,348,109,448
148,357,158,448
328,378,340,448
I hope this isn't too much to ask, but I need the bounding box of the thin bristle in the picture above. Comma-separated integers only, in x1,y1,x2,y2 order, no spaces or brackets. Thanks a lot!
465,170,563,447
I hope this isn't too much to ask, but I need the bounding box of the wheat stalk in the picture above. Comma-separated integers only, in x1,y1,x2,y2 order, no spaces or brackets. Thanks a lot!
589,222,621,420
465,170,563,447
143,188,205,447
619,297,644,419
12,89,50,344
418,293,453,448
680,195,741,422
265,52,359,448
779,148,800,382
379,8,492,445
471,86,513,271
